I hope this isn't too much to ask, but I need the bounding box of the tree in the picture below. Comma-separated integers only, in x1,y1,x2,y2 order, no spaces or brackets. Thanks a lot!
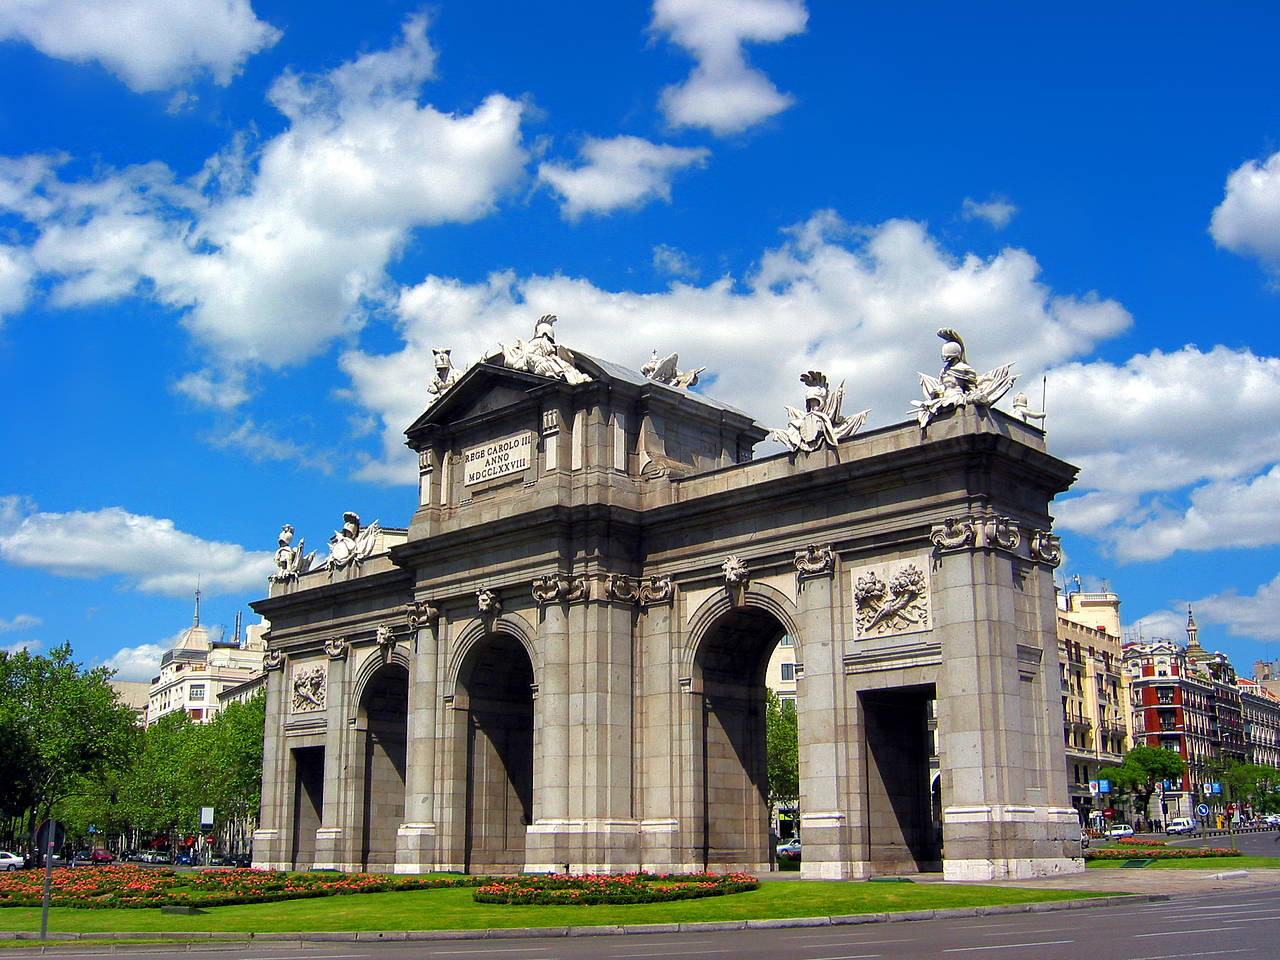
0,643,137,850
765,689,799,824
1106,746,1185,824
1216,761,1280,815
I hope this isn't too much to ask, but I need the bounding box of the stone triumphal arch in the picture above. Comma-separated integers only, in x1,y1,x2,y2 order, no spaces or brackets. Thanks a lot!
252,323,1082,880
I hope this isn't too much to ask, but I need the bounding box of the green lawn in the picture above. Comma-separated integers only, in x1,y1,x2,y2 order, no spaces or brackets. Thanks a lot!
0,882,1105,937
1087,855,1280,870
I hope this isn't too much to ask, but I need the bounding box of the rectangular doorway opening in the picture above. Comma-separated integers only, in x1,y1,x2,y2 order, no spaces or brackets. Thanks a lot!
860,684,941,873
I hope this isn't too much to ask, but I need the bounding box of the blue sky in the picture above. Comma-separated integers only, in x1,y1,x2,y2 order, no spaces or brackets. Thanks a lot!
2,1,1280,681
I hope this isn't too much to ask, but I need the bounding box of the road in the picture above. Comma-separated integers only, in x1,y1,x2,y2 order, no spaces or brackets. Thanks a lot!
15,887,1279,960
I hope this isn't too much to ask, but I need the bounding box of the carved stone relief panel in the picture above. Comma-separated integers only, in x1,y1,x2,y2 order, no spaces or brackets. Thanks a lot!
849,556,932,641
291,662,327,713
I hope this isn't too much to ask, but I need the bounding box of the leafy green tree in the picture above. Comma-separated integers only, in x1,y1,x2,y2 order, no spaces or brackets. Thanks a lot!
1215,761,1280,815
1106,746,1185,824
765,689,799,821
0,643,136,849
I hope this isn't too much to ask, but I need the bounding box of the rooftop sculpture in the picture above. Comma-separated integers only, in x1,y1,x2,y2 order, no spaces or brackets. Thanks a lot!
488,314,591,385
1012,391,1046,426
910,328,1016,429
271,523,317,583
426,348,463,403
770,370,870,453
641,349,706,389
325,511,380,580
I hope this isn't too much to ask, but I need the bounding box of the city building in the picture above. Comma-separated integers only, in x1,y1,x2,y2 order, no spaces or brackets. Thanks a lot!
1123,608,1248,819
1238,678,1280,770
108,680,150,724
1056,587,1127,822
146,595,268,726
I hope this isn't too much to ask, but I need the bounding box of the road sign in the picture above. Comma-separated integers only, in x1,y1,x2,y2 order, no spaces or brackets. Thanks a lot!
1227,803,1237,814
1098,779,1111,794
1103,808,1115,818
1088,779,1100,795
1211,782,1222,795
1197,803,1210,817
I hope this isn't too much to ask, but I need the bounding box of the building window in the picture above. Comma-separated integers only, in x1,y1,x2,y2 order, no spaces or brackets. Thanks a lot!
781,697,796,713
189,684,205,701
780,635,793,647
780,663,795,682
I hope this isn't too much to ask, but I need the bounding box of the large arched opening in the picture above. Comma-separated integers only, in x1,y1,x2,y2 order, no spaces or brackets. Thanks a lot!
455,632,534,873
693,606,789,872
357,662,409,872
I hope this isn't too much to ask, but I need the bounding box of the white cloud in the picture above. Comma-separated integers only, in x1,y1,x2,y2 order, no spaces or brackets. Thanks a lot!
1128,609,1189,644
0,15,528,375
100,641,168,681
538,136,710,218
0,0,280,92
0,495,273,596
1190,573,1280,643
207,418,329,473
1136,574,1280,644
0,613,41,634
1,638,41,655
1210,150,1280,274
961,196,1017,229
652,0,807,135
0,244,34,320
344,211,1130,484
1046,347,1280,560
653,243,699,278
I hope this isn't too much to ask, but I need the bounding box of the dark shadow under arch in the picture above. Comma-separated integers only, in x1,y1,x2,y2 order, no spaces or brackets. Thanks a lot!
457,632,534,873
694,606,787,870
359,662,409,872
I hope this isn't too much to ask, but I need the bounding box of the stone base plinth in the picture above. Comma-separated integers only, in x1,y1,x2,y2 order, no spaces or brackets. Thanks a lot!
524,819,642,874
941,804,1085,880
250,828,287,871
394,822,438,874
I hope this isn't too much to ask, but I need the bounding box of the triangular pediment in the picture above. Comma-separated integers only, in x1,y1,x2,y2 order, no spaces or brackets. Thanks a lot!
405,363,564,441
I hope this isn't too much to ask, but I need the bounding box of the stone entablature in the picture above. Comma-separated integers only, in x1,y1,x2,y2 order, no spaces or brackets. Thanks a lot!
252,328,1078,883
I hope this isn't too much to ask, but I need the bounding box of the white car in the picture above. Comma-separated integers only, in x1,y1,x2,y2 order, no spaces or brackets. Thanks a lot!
1166,817,1197,835
0,851,24,871
1106,823,1135,838
775,839,801,857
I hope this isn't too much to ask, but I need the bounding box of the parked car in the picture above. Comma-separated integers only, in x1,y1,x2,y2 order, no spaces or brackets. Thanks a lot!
0,851,23,871
775,838,802,857
1166,817,1197,835
174,850,195,866
1106,823,1135,838
88,847,114,864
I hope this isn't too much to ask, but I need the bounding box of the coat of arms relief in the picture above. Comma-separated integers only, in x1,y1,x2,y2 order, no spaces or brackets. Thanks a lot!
851,557,932,640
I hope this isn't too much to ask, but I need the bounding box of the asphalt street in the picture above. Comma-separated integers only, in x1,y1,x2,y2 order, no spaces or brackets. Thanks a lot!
10,887,1278,960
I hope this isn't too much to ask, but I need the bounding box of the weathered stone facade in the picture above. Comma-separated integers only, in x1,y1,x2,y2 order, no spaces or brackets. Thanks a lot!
252,351,1083,881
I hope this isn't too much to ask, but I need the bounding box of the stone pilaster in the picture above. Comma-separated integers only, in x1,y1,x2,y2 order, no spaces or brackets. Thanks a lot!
313,639,350,870
525,597,572,872
794,566,858,879
252,652,291,870
397,605,441,873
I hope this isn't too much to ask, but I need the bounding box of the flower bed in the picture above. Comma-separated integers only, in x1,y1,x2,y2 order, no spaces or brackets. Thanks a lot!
0,865,485,909
472,872,758,905
1085,847,1240,860
1115,838,1169,847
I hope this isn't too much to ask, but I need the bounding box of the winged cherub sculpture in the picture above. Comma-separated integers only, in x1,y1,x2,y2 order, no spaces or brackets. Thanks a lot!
910,328,1017,429
770,370,870,453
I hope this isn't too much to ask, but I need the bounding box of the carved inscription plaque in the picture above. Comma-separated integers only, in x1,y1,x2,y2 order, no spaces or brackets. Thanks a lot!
464,431,534,485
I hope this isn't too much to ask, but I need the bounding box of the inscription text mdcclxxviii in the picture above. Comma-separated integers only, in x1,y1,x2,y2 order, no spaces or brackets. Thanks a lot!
464,431,534,485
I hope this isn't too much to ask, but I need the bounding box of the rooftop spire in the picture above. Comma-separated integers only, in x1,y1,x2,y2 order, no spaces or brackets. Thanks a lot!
1186,604,1200,649
193,580,201,628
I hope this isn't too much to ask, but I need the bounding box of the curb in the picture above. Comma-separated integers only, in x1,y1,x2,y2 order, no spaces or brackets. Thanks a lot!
0,893,1168,952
